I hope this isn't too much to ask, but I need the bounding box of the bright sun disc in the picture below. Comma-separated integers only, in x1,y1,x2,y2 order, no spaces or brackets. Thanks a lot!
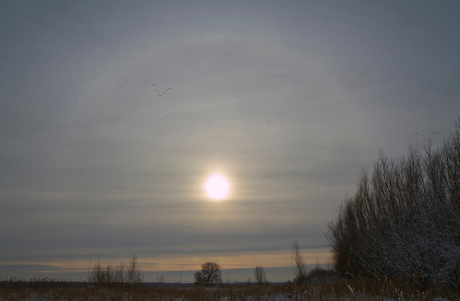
205,175,230,200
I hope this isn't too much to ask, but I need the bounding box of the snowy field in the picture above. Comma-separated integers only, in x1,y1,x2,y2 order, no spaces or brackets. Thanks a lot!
0,281,455,301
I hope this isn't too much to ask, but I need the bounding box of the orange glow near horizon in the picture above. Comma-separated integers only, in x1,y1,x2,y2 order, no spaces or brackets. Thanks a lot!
135,248,332,272
5,249,332,275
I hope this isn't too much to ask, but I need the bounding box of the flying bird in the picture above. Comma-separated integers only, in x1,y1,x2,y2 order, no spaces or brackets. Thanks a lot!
265,117,281,125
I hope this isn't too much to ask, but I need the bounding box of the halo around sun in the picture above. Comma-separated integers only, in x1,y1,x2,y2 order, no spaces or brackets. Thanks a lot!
205,174,230,200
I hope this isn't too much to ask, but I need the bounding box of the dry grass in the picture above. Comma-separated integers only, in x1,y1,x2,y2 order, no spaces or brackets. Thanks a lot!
1,276,458,300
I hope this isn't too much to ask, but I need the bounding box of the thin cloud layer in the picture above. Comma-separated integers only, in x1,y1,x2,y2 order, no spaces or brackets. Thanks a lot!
1,1,459,281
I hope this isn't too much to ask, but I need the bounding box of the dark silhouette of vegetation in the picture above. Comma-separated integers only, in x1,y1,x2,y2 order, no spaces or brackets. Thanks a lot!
304,264,338,285
88,255,143,286
291,240,308,285
328,119,460,290
253,266,267,285
2,276,459,300
194,262,222,287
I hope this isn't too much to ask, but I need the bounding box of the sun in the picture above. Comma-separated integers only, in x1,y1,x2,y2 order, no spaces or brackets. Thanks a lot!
205,174,230,200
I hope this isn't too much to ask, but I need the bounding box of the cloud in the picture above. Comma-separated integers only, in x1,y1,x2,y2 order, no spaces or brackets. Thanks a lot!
0,31,378,266
1,0,460,281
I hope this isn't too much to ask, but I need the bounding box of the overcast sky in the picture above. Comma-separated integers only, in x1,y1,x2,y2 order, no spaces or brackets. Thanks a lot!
1,0,459,282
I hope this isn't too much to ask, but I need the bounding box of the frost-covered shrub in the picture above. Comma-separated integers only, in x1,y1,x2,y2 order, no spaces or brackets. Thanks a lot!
328,120,460,290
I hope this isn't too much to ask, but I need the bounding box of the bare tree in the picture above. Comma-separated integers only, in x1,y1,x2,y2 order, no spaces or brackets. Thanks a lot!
194,262,222,287
291,240,308,285
327,119,460,290
113,261,124,283
104,263,113,284
88,260,104,285
126,255,143,284
253,266,267,285
88,255,143,285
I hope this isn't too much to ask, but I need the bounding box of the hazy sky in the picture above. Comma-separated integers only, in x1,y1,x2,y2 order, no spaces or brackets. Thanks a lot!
1,0,459,282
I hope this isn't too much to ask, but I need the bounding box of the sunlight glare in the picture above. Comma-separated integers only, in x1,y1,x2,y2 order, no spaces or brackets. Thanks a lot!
205,174,230,200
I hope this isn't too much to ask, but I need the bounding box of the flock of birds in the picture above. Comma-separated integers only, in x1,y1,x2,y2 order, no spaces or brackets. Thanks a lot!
118,81,172,97
117,80,284,127
410,131,440,139
114,80,443,148
147,81,172,97
265,117,282,126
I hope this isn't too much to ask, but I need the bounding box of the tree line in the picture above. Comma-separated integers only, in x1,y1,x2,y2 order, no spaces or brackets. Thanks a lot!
327,119,460,289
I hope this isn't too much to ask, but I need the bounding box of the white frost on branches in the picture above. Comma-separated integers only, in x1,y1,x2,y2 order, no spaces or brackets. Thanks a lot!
328,120,460,290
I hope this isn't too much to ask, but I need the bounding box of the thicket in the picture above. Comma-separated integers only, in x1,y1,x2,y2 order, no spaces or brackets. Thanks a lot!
87,255,143,286
327,120,460,290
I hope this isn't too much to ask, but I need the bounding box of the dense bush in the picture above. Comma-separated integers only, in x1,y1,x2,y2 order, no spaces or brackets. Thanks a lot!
328,120,460,289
